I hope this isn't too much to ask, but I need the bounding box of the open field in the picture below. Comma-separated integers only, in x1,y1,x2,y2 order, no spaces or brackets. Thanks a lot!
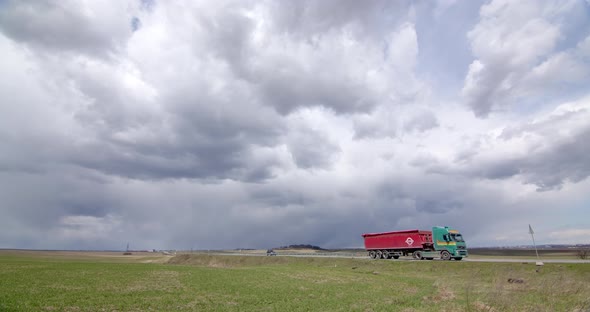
193,247,590,261
0,249,173,263
1,250,589,311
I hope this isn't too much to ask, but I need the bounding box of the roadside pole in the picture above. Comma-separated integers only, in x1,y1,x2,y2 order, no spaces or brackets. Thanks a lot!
529,224,543,266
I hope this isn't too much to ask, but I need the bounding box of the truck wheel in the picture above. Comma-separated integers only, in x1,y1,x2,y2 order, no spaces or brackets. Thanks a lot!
376,250,383,259
369,251,377,259
441,251,451,261
454,257,462,261
412,251,423,260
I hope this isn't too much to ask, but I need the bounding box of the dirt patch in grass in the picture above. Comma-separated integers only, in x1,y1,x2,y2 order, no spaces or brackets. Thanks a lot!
125,270,183,292
473,301,496,311
425,281,456,303
167,254,303,268
278,271,355,284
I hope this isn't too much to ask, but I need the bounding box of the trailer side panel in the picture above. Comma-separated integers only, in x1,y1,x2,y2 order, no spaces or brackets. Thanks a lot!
362,229,433,250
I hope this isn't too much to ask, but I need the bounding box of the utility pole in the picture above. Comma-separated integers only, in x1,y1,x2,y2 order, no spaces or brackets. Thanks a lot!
529,224,543,266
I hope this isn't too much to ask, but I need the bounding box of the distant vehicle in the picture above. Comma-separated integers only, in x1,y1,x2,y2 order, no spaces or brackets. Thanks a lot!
362,226,468,261
266,249,276,256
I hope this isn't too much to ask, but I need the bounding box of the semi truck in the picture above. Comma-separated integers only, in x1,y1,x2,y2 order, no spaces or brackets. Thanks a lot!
362,226,468,261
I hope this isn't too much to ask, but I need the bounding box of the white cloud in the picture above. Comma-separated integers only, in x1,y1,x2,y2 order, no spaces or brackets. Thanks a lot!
0,1,589,250
462,0,589,117
389,23,419,74
429,96,590,191
520,35,590,91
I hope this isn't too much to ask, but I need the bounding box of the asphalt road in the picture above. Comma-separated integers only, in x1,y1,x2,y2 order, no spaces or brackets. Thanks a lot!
463,258,590,264
213,252,590,264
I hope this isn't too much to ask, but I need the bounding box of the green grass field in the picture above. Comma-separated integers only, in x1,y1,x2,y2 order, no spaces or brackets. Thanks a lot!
0,251,589,311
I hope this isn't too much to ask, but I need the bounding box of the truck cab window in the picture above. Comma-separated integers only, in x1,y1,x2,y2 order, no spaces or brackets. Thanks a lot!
451,234,464,242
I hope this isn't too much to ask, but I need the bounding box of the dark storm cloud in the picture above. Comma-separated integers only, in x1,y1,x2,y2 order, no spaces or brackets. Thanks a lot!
67,138,280,182
255,69,380,115
0,169,119,249
226,180,417,248
508,126,590,191
0,3,286,183
287,127,340,169
0,0,392,182
489,106,590,191
12,62,281,182
376,176,466,215
195,6,255,76
0,0,132,58
415,198,462,214
251,188,310,207
181,0,415,115
1,0,590,251
266,0,409,39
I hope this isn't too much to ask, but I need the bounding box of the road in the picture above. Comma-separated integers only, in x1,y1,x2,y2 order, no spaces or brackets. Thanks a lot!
209,252,590,264
464,258,590,264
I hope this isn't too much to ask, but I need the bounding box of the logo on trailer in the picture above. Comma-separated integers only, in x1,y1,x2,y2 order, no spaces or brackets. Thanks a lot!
405,237,414,246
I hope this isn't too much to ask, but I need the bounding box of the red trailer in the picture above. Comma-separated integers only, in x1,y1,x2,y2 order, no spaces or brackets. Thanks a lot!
362,229,434,259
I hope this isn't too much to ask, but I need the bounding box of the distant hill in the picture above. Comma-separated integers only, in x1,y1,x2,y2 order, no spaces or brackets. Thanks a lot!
276,244,325,250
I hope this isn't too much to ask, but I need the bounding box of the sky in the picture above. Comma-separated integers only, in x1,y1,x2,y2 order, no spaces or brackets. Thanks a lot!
0,0,589,250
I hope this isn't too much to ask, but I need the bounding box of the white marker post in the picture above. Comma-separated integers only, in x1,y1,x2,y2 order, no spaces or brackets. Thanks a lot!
529,224,543,266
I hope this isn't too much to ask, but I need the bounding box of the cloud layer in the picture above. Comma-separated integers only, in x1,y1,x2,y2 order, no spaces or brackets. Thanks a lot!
1,0,589,250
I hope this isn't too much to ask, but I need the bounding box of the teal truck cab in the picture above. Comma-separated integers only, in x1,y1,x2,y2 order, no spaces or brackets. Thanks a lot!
427,226,468,260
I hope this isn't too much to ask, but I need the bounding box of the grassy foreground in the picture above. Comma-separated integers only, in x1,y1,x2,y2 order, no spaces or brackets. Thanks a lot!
0,251,589,311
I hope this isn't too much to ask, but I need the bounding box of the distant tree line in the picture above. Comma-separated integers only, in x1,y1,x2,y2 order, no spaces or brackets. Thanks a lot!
277,244,324,250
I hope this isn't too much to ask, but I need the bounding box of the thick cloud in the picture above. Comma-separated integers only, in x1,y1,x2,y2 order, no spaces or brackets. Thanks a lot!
488,102,590,191
462,0,590,117
1,1,589,250
403,110,439,133
0,0,135,57
423,98,590,191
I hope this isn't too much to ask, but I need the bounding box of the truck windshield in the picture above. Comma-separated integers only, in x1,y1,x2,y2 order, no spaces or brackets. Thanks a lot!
451,234,464,242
